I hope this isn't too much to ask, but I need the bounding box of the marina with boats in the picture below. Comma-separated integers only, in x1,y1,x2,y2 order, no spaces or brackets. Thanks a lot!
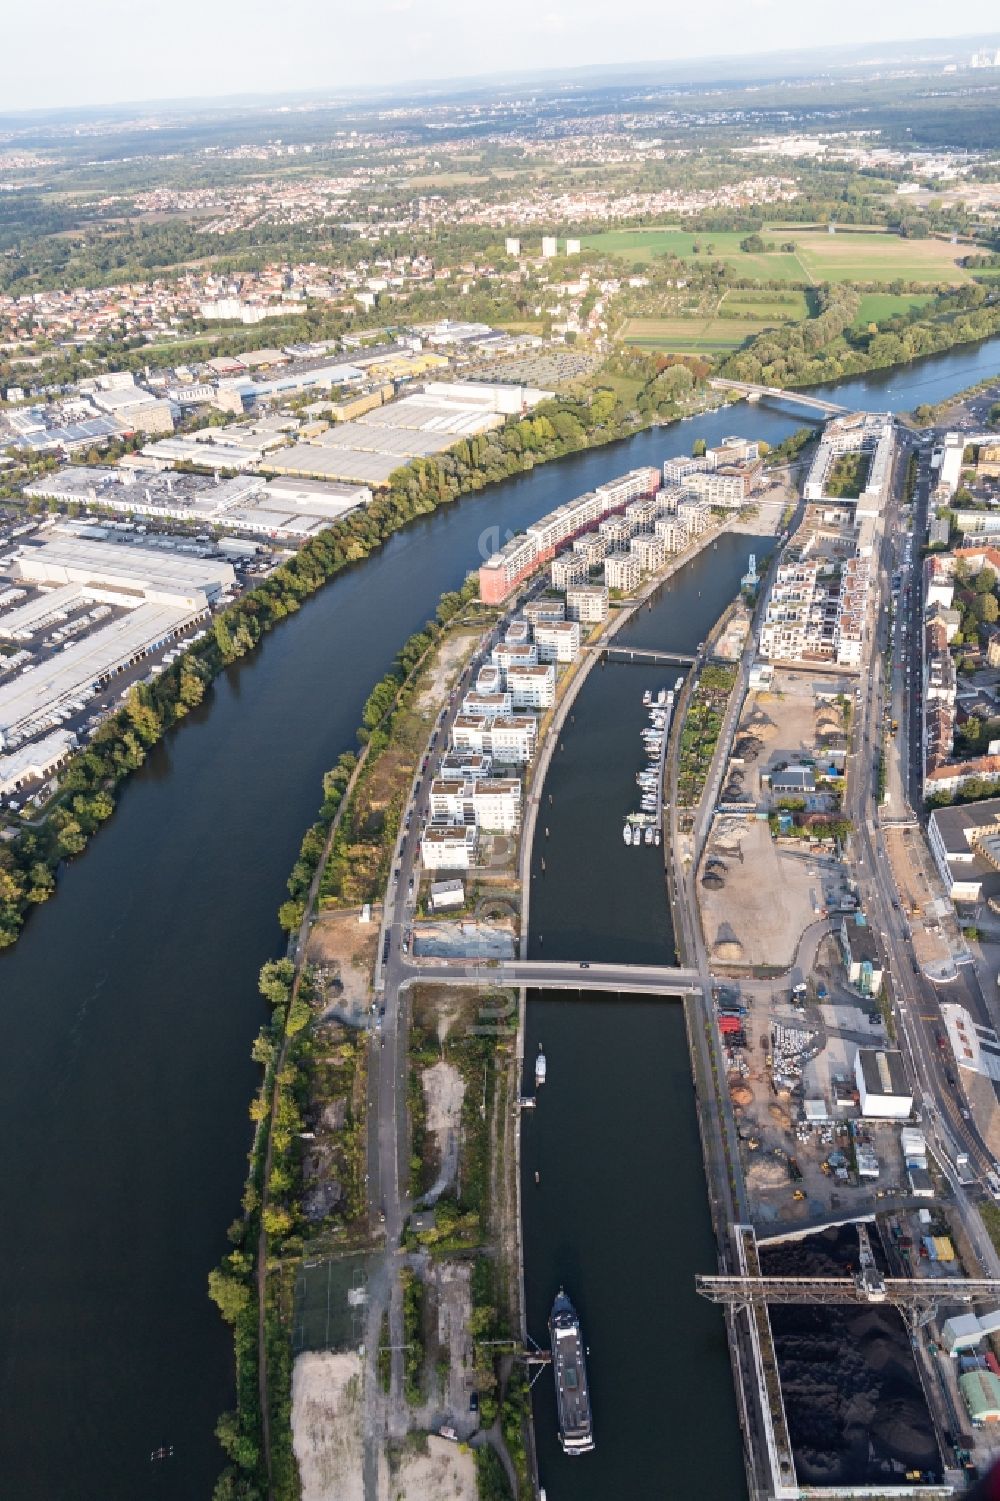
622,679,681,848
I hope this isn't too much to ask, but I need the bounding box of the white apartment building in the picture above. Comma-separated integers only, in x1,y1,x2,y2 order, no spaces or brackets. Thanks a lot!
450,714,536,763
476,664,504,695
572,534,606,567
492,640,538,673
534,620,580,663
655,515,689,553
523,598,566,627
599,516,633,547
676,498,711,536
565,584,609,624
759,505,874,668
624,496,659,531
803,413,895,507
932,432,966,498
507,663,555,709
551,553,588,589
663,455,705,487
684,469,749,508
420,824,478,870
631,534,665,573
440,751,493,779
605,552,641,592
463,691,513,717
706,436,760,467
429,777,522,832
489,716,538,763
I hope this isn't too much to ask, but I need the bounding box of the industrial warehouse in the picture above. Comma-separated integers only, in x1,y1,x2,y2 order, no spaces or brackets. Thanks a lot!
0,532,234,754
263,380,550,487
23,467,371,541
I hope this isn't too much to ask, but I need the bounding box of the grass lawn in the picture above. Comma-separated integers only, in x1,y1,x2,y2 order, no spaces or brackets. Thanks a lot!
585,226,969,285
853,292,935,326
596,373,645,404
718,290,810,320
622,316,771,353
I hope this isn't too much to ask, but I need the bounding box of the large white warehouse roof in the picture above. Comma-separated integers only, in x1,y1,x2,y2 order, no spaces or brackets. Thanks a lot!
0,602,201,749
13,537,234,608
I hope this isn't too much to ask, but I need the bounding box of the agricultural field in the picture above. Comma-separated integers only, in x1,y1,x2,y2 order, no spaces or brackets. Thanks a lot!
719,289,810,321
585,226,970,285
621,316,772,354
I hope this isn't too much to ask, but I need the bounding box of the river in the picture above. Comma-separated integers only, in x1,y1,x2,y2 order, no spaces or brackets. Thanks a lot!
0,334,998,1499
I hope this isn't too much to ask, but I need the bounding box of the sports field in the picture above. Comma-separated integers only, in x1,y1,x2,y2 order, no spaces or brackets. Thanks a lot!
585,226,969,285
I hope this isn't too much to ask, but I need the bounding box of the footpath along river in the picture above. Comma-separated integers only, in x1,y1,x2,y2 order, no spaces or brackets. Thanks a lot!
0,335,997,1499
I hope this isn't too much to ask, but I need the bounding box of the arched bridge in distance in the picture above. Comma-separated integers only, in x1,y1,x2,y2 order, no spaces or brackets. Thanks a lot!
709,378,848,418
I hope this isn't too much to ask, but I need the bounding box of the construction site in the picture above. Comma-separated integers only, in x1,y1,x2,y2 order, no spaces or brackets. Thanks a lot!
698,668,854,969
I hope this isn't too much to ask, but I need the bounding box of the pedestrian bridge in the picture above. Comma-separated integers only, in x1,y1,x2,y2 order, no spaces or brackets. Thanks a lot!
709,378,848,418
596,645,697,667
399,959,704,995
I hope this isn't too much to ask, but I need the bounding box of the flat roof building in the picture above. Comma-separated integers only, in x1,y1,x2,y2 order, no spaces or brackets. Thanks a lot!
533,621,580,663
0,602,203,750
928,799,1000,905
840,913,884,997
507,664,555,710
604,552,641,593
0,728,77,796
565,584,608,624
12,536,234,609
429,879,465,911
855,1048,912,1120
420,825,478,870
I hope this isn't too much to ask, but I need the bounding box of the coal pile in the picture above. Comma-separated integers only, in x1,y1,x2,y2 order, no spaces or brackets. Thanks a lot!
759,1225,942,1488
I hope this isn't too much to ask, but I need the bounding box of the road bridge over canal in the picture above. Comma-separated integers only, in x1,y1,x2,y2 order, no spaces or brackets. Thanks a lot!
398,958,704,996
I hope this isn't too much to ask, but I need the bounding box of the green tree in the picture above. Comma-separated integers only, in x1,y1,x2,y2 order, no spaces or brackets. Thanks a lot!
976,593,999,625
258,958,294,1006
207,1267,251,1325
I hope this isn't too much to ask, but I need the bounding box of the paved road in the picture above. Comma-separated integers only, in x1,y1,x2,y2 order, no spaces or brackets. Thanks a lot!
397,957,703,994
844,430,999,1222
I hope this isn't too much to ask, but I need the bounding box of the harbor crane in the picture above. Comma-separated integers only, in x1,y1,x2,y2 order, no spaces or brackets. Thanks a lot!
697,1224,1000,1333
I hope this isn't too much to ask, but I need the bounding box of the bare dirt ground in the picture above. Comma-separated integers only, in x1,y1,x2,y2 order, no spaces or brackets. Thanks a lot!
735,674,848,807
292,1350,367,1501
699,816,825,968
431,1260,475,1422
414,628,481,717
420,1060,466,1203
423,1060,465,1136
729,492,787,535
307,907,381,1018
384,1434,477,1501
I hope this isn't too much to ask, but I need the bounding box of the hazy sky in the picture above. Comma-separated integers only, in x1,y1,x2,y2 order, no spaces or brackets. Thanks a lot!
4,1,999,113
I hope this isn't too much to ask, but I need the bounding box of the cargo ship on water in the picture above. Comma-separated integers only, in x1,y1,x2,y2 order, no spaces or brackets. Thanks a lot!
549,1289,595,1456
